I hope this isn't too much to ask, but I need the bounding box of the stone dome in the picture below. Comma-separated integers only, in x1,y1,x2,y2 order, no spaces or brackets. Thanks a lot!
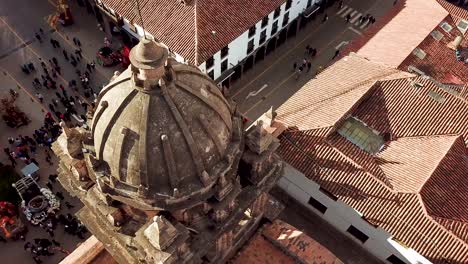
90,38,243,210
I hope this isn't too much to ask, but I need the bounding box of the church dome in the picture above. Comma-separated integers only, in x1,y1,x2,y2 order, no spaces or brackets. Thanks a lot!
90,38,243,210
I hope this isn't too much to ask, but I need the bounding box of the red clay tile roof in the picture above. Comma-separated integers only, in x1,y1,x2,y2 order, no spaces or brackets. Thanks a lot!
277,71,468,263
232,220,342,264
436,0,468,26
276,53,414,131
351,0,448,68
101,0,285,64
398,15,468,85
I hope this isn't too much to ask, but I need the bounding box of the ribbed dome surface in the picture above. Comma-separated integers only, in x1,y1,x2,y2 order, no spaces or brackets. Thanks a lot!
91,61,237,209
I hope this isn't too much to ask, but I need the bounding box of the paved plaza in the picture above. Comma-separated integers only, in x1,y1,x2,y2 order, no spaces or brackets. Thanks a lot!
0,0,397,263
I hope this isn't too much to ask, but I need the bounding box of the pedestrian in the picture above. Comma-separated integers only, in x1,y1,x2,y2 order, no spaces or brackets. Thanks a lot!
46,228,54,238
346,13,351,23
52,57,58,66
39,28,44,34
306,61,312,72
322,13,328,23
46,182,53,190
62,50,69,61
56,192,64,200
65,201,74,209
36,93,44,103
54,39,61,48
332,49,340,59
55,66,61,75
90,62,95,70
86,63,91,72
74,37,81,47
75,49,83,59
292,62,297,72
50,39,56,48
338,0,343,9
35,33,42,43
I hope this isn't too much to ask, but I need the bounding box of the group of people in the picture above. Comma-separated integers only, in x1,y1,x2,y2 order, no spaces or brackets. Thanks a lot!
292,45,317,79
23,213,88,264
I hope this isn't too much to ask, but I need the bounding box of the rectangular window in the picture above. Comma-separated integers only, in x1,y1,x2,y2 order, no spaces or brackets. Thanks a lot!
307,197,327,214
221,46,229,59
274,7,281,18
259,30,267,45
282,12,289,27
337,117,385,154
221,59,228,73
247,39,254,54
271,20,279,35
346,225,369,243
285,0,292,10
248,25,256,38
319,187,338,201
386,255,407,264
207,70,214,80
261,16,269,28
206,56,214,69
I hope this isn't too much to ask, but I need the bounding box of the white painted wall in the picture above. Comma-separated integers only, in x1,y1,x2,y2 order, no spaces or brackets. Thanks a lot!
99,0,320,82
278,164,432,264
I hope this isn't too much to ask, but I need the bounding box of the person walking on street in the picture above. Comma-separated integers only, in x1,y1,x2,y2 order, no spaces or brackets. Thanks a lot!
346,13,351,23
306,61,312,72
35,33,42,43
295,66,304,80
50,39,56,48
292,62,297,72
36,93,44,103
62,50,69,61
322,13,328,23
332,49,340,60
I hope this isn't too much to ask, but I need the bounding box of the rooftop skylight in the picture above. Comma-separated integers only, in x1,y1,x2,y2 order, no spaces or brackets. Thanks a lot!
338,117,385,154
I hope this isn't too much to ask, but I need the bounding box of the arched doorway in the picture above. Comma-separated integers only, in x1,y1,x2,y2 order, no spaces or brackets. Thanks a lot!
277,30,287,47
231,66,242,83
255,46,266,63
287,20,298,39
266,38,277,55
243,56,254,73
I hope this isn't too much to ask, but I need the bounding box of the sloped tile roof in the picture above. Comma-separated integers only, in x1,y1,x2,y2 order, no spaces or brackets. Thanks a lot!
436,0,468,26
353,0,448,68
232,220,342,264
377,135,460,193
276,54,414,131
398,15,468,85
277,67,468,263
101,0,284,64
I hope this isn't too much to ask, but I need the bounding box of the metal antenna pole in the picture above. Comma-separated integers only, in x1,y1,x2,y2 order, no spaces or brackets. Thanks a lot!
134,0,147,39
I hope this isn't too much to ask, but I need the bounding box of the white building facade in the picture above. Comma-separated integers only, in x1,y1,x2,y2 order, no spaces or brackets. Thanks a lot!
92,0,324,87
278,164,433,264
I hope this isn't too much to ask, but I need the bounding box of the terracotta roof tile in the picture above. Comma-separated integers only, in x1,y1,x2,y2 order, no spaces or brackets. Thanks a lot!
276,54,414,131
101,0,284,64
276,62,468,263
398,15,468,85
436,0,468,26
353,0,448,68
232,220,342,264
377,135,460,193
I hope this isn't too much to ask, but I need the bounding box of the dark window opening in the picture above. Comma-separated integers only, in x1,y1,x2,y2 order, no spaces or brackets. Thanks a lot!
271,20,279,35
283,12,290,27
238,159,252,187
247,39,254,54
248,25,256,38
346,225,369,243
319,187,338,201
221,46,229,58
274,7,281,18
261,16,269,28
307,197,327,214
386,255,407,264
221,59,228,73
206,56,214,69
259,30,267,45
207,70,214,80
285,0,292,10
